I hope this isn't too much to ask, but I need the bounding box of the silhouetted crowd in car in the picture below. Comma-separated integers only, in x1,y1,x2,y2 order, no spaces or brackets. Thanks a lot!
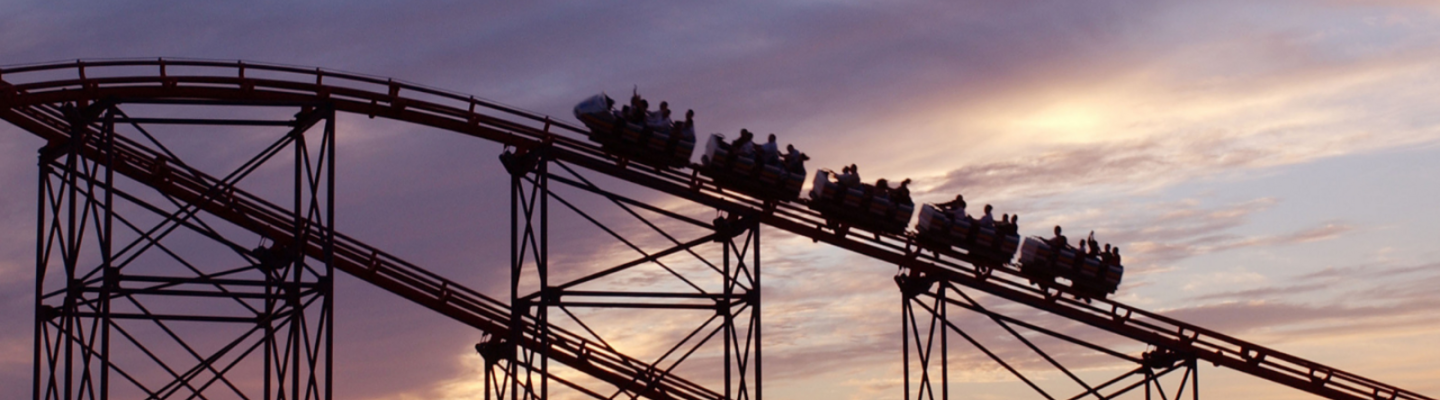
714,128,809,174
832,164,912,205
1047,226,1121,265
935,194,1016,236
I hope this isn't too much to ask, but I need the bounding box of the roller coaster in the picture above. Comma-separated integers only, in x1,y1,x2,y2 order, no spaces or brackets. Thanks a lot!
2,59,1431,400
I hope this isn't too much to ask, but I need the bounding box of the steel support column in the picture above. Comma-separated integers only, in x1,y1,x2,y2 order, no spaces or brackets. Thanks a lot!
32,101,336,400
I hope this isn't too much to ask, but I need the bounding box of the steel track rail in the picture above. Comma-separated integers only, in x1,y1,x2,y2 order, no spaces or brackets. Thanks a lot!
1,58,1430,400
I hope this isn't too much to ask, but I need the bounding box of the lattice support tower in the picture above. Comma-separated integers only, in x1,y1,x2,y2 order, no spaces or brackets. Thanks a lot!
485,145,761,400
31,98,337,400
898,269,1199,400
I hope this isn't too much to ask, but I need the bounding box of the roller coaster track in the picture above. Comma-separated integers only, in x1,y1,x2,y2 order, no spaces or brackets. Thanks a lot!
1,59,1430,400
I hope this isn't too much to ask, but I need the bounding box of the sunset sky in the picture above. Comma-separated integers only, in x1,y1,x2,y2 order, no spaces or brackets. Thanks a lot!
1,1,1438,399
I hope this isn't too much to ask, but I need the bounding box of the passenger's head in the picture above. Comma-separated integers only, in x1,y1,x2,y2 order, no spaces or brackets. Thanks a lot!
768,133,776,143
1113,247,1120,255
984,204,993,213
1011,214,1019,223
1001,213,1008,221
1104,243,1111,252
686,109,694,119
901,178,911,187
955,194,964,201
787,144,795,151
1054,225,1063,235
659,101,668,110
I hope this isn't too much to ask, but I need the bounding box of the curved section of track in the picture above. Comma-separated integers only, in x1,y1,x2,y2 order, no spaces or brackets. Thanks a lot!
0,59,1430,400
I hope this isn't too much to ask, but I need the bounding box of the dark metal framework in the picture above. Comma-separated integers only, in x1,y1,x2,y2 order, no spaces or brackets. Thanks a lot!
898,271,1198,400
32,99,336,400
484,146,761,400
3,59,1434,400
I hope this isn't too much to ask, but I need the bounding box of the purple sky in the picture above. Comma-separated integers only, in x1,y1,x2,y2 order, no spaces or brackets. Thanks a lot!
2,1,1439,399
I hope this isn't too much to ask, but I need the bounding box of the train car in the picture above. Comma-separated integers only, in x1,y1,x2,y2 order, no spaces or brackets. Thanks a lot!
573,94,695,168
807,170,914,235
1017,237,1123,299
914,204,1021,267
698,134,805,201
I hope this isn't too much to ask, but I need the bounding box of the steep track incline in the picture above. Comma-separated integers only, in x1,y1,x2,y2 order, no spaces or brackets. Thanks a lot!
1,59,1430,400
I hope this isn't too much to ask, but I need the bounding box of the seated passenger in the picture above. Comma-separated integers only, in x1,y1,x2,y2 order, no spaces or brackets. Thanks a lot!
667,123,684,150
1050,225,1068,250
1111,247,1122,265
1086,231,1100,257
732,129,755,159
892,179,912,205
936,194,967,220
646,101,671,129
838,164,861,187
783,144,808,174
680,110,697,144
761,134,780,166
1007,214,1019,236
631,99,649,125
873,178,890,200
979,204,995,227
1101,244,1113,264
624,91,642,121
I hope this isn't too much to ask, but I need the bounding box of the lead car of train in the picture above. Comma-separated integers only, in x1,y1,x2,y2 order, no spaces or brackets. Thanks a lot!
574,94,1125,299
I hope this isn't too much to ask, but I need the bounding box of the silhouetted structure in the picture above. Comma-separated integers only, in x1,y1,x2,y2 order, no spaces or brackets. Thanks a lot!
0,59,1430,400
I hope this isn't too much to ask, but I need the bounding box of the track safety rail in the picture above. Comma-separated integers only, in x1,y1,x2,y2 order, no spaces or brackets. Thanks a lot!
0,58,1430,400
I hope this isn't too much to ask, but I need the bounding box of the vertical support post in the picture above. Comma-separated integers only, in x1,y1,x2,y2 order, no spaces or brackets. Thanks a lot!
902,282,910,400
898,270,946,400
62,105,82,400
508,146,548,400
325,104,336,400
720,216,762,400
32,141,48,400
753,225,762,400
1190,358,1198,400
291,105,305,400
98,109,115,400
539,156,549,400
939,282,947,400
1146,369,1152,400
508,149,521,400
724,234,732,400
